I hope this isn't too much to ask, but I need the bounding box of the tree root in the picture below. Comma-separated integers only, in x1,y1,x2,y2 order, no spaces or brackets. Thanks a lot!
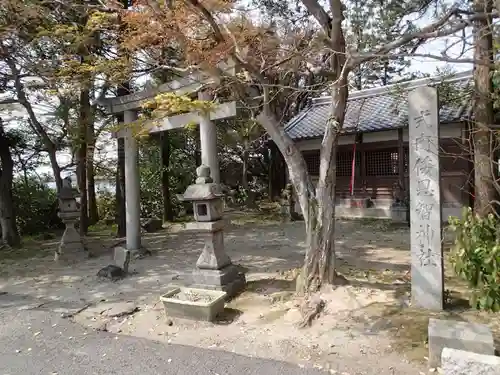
297,294,325,329
332,272,349,286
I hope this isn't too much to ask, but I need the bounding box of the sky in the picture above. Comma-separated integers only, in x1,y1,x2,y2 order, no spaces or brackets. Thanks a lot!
1,2,475,180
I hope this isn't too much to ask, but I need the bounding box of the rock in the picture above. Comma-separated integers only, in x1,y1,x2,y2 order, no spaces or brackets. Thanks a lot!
141,218,163,233
113,246,130,273
97,265,127,281
132,248,152,259
87,320,108,332
441,348,500,375
428,319,494,368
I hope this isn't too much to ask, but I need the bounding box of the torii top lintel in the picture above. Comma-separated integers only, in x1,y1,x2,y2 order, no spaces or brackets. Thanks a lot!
99,60,236,115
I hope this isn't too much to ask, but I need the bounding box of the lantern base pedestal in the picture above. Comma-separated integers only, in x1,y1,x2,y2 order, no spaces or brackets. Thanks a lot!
191,264,246,299
55,220,87,262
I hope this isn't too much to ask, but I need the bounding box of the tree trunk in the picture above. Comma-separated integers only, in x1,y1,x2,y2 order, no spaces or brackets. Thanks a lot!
267,140,286,201
257,0,348,294
242,148,249,191
194,131,202,167
301,131,340,293
48,148,63,193
0,119,21,247
242,146,256,207
77,89,90,236
87,127,99,225
116,136,126,237
8,59,63,192
161,132,174,222
264,140,272,199
472,0,496,216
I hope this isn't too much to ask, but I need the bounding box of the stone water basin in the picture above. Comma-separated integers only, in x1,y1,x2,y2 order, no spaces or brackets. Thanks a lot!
160,287,227,322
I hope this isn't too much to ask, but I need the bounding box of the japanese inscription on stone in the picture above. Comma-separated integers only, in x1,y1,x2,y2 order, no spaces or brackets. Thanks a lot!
409,86,444,310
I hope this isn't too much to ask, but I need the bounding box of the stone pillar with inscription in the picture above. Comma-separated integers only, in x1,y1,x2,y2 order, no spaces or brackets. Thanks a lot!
409,86,444,310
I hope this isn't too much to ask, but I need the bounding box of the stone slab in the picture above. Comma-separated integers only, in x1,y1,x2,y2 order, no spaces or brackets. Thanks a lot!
428,318,494,368
409,85,444,310
183,220,227,232
441,348,500,375
113,246,131,273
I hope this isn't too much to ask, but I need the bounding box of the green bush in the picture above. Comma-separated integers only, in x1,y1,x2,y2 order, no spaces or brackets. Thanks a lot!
449,207,500,312
96,190,117,221
13,178,62,236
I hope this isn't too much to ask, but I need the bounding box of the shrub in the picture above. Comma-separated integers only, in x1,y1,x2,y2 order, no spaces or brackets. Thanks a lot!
13,178,62,236
449,207,500,312
96,190,117,221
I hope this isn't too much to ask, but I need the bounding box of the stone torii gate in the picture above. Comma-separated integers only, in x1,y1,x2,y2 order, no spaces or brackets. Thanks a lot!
100,65,237,253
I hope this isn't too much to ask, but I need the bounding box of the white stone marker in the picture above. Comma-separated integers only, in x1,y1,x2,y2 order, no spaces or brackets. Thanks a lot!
409,86,444,310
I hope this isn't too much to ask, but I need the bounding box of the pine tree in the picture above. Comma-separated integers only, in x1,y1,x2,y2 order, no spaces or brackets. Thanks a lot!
345,0,421,89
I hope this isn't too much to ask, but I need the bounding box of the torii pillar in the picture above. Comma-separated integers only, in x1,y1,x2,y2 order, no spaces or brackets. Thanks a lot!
102,62,236,252
198,91,220,184
112,96,227,252
123,109,142,251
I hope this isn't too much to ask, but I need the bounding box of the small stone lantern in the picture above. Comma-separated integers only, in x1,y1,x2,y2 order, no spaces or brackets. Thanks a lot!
55,176,85,261
183,165,223,222
183,165,246,298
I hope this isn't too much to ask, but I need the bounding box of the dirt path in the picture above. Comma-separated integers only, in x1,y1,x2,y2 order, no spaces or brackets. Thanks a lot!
0,219,411,306
1,217,496,375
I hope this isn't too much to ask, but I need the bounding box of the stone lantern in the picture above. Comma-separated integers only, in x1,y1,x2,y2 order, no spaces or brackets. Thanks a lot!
184,165,224,222
55,176,85,261
183,165,246,297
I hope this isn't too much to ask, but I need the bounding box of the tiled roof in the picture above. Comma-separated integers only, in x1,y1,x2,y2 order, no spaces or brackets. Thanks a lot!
285,71,473,140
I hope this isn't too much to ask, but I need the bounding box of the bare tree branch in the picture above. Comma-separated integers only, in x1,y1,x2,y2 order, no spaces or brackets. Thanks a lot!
351,8,496,66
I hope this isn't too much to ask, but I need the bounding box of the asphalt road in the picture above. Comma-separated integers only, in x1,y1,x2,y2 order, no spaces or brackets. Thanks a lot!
0,308,330,375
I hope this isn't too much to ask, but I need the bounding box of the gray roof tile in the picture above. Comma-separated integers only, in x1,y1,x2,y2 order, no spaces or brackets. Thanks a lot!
285,71,473,140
